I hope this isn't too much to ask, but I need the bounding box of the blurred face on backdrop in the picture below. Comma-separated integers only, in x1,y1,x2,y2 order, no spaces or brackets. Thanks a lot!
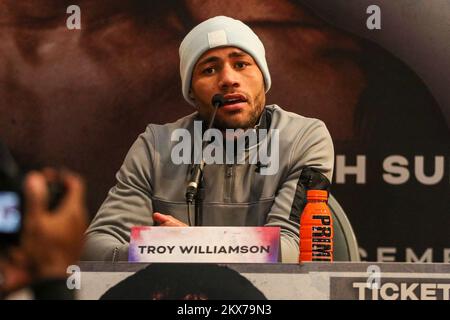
190,47,266,131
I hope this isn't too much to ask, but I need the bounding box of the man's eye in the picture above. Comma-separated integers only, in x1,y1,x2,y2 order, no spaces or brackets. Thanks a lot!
202,67,215,75
235,62,248,69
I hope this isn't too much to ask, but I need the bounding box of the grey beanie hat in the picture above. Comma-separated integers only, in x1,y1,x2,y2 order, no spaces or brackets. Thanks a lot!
179,16,271,106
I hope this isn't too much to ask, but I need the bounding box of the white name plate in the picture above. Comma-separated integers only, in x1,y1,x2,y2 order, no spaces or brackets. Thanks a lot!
128,226,280,263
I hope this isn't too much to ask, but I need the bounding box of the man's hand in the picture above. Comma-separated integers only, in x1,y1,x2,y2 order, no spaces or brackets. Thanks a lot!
152,213,187,227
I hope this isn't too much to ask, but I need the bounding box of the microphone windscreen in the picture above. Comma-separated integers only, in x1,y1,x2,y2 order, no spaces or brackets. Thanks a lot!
211,94,225,107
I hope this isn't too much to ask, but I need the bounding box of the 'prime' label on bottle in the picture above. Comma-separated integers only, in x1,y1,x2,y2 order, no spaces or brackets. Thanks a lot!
311,215,333,261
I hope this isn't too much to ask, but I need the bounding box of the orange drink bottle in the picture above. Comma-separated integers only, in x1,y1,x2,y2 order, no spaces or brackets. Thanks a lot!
299,190,334,262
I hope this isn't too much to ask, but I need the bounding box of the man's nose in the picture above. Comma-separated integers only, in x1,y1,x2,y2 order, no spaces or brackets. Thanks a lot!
218,64,240,91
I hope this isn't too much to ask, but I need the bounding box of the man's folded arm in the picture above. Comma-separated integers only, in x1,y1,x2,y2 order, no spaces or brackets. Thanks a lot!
82,126,155,261
265,119,334,263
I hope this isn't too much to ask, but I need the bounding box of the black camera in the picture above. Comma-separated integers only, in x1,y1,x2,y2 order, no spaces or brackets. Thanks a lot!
0,141,65,249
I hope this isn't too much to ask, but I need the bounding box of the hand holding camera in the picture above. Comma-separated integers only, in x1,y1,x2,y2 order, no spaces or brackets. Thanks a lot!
0,151,88,296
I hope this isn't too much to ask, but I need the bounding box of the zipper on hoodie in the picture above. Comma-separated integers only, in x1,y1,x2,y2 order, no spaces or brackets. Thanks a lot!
112,247,119,263
224,164,233,201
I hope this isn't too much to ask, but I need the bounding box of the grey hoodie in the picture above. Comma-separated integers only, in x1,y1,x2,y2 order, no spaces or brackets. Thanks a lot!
82,105,334,262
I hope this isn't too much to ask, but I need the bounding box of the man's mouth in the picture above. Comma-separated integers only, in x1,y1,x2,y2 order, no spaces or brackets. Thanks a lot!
222,94,248,109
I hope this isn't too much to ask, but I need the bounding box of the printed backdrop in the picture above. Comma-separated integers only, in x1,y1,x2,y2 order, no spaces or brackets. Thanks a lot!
0,1,448,261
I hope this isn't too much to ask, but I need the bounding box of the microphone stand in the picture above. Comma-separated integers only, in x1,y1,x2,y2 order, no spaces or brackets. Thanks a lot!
194,177,205,226
186,95,224,226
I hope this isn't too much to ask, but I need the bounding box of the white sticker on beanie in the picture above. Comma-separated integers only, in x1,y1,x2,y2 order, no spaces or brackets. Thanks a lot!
208,30,228,48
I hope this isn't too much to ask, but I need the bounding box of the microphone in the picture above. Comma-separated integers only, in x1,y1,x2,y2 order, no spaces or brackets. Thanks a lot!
185,94,225,205
211,94,226,108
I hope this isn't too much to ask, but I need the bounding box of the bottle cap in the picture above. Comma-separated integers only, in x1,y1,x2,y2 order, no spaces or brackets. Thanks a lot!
306,190,328,201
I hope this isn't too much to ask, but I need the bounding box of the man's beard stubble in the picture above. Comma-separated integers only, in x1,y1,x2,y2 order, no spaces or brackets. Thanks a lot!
211,89,266,131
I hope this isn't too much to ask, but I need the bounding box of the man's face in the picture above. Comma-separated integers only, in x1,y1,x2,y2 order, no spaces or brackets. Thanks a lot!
190,47,266,130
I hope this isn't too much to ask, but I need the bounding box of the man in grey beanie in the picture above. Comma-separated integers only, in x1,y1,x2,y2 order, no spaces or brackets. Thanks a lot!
83,16,334,263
